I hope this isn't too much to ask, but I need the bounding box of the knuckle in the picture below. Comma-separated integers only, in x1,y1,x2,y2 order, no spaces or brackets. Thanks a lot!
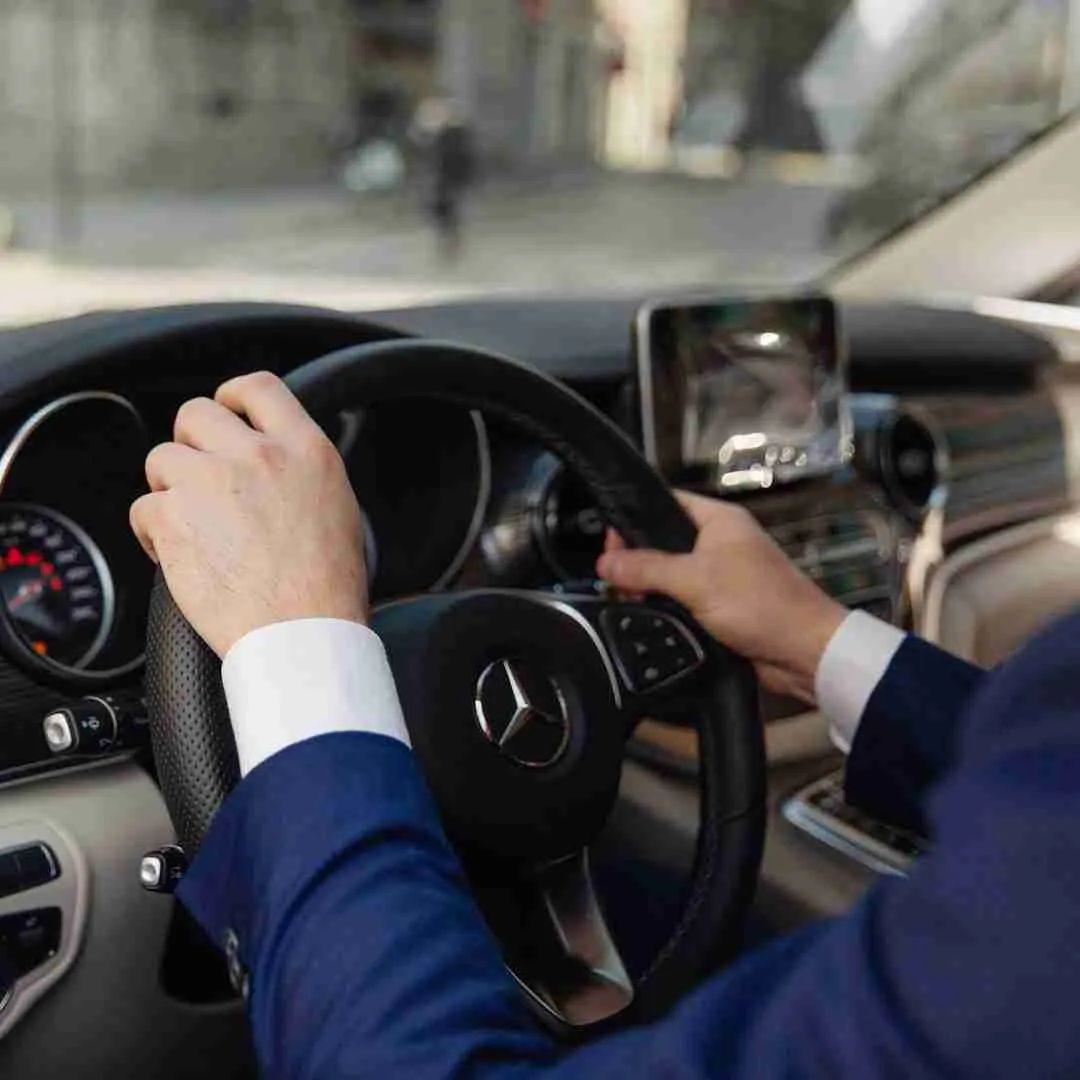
300,430,340,468
130,491,163,533
128,494,148,528
143,442,167,472
250,434,287,471
233,370,278,395
173,396,211,438
145,439,179,467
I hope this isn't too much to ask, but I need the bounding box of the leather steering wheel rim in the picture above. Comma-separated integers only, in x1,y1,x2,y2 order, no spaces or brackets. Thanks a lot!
146,338,766,1027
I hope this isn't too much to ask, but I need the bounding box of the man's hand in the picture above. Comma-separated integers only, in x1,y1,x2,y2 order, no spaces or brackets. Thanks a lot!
596,491,846,703
130,372,368,658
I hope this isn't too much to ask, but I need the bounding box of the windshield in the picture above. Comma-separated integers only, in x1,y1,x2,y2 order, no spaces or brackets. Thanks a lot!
0,0,1075,324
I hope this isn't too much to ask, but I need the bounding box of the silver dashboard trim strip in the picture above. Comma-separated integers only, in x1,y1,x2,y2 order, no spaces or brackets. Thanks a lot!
782,794,910,878
782,772,914,878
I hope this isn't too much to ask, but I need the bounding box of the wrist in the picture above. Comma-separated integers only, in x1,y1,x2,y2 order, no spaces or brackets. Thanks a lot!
221,610,367,661
784,597,849,703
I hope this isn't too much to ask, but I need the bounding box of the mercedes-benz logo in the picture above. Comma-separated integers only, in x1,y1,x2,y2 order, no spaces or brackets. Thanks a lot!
474,659,571,769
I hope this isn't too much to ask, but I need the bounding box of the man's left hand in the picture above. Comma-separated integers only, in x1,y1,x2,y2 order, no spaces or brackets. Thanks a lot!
130,371,368,658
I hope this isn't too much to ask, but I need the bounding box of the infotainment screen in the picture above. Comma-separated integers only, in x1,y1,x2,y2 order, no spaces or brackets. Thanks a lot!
636,296,849,491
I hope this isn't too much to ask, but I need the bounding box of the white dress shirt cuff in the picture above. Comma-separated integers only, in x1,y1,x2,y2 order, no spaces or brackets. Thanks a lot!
815,609,906,755
222,618,410,776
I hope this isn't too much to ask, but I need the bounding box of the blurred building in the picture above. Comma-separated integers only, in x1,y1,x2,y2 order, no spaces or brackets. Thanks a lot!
0,0,619,196
0,0,365,192
437,0,606,169
597,0,687,170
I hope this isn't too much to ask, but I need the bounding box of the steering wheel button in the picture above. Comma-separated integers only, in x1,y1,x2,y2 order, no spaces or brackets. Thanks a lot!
599,606,706,693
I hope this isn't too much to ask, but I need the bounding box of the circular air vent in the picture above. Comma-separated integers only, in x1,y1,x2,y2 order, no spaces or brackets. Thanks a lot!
879,410,947,519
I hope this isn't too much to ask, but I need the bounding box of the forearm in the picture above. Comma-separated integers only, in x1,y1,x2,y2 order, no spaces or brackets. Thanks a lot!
177,734,556,1080
179,725,1080,1080
182,597,1080,1080
842,635,985,833
171,734,933,1080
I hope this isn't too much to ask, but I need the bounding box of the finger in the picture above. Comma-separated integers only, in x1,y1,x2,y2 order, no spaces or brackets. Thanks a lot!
215,371,321,439
130,492,165,564
145,442,210,493
674,489,722,526
603,527,628,555
174,396,256,454
596,547,696,603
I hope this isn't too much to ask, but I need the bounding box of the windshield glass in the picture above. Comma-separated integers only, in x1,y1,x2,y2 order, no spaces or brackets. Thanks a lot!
0,0,1075,324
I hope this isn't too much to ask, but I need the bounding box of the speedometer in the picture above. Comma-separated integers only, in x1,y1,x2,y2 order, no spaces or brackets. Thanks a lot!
0,504,113,669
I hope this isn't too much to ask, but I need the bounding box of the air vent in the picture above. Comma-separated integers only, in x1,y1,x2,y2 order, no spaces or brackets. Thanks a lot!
772,512,894,618
880,411,946,519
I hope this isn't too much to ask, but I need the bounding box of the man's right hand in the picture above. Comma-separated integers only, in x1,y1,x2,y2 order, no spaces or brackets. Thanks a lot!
596,491,847,704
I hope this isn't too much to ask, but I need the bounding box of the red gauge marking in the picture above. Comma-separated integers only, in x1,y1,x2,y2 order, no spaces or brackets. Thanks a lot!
42,561,54,575
26,552,41,566
50,576,63,592
31,641,47,656
7,548,23,567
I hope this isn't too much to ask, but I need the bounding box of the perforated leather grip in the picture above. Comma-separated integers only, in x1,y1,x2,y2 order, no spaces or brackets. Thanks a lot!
146,573,240,855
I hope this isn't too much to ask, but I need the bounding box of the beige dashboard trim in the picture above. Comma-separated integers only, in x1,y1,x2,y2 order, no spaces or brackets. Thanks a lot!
920,511,1080,646
0,818,89,1041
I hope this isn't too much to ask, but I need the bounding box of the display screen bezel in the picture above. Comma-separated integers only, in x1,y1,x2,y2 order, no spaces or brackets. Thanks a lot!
635,294,851,491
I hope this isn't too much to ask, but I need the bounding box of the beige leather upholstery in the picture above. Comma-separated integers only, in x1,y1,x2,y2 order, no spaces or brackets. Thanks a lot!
924,516,1080,667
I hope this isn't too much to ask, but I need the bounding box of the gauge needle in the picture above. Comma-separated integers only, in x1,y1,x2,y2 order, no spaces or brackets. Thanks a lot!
8,578,45,611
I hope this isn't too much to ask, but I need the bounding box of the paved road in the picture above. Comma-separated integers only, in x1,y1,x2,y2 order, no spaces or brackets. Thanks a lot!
0,173,846,326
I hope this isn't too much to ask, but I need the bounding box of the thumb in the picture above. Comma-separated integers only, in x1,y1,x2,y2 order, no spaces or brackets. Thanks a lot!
596,547,695,602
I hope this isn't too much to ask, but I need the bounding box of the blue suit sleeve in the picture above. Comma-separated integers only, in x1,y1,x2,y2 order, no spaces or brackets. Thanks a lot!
844,636,985,833
179,610,1080,1080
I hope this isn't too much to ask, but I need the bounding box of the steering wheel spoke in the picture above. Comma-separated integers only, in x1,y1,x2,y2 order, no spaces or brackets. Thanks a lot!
482,848,634,1029
540,592,713,730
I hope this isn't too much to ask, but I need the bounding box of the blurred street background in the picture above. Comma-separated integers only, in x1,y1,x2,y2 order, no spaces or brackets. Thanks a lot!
0,0,1077,323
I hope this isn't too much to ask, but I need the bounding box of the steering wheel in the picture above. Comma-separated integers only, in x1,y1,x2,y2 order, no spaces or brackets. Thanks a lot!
146,340,766,1034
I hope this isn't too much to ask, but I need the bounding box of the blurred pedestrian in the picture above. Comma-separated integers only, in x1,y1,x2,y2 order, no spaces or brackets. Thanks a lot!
412,98,475,262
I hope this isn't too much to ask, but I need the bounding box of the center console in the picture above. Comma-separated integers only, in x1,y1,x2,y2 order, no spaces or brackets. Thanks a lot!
632,292,929,876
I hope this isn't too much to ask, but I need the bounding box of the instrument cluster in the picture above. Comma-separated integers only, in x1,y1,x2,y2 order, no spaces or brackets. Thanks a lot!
0,393,151,686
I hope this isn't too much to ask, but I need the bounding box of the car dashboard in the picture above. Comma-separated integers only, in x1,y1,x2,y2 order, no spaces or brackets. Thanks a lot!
0,298,1064,748
0,294,1075,1071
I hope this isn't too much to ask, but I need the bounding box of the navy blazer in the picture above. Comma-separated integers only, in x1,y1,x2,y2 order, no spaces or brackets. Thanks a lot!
179,613,1080,1079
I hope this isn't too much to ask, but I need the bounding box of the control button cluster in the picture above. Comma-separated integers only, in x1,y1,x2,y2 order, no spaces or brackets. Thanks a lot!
42,698,118,756
0,843,59,901
808,775,928,859
0,907,62,988
42,694,150,759
600,607,703,693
